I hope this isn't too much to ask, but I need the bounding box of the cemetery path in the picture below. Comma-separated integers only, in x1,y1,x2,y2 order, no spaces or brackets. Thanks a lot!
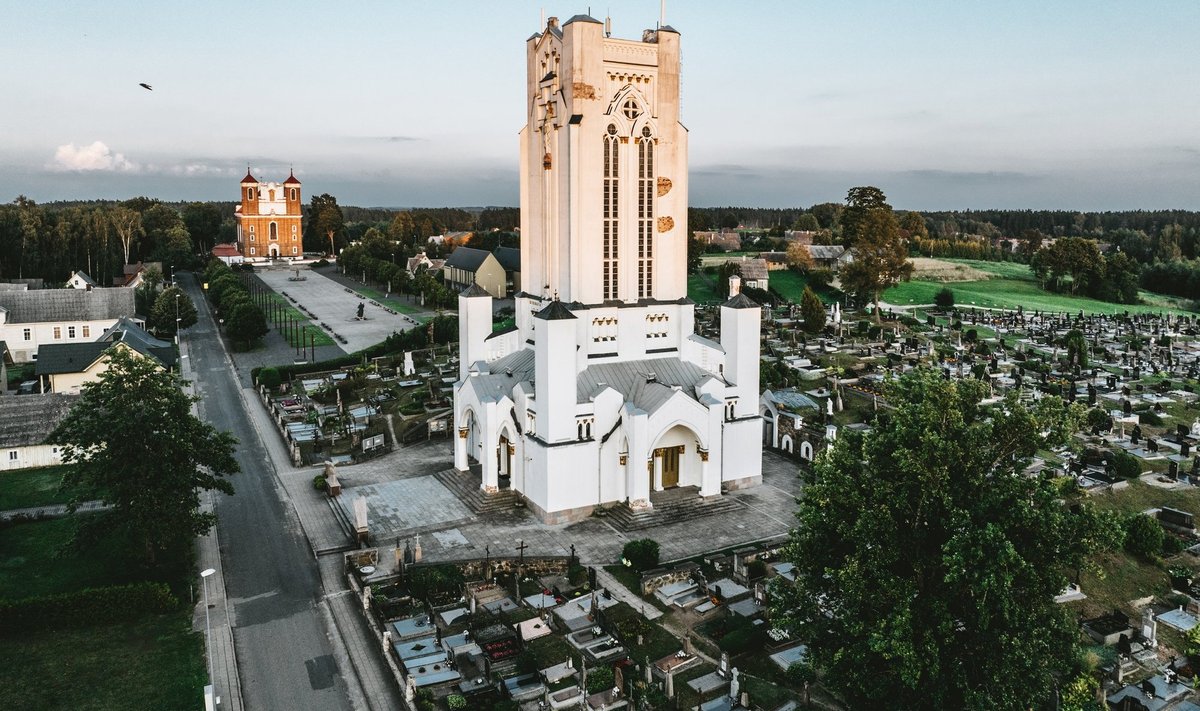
593,568,663,621
180,273,359,711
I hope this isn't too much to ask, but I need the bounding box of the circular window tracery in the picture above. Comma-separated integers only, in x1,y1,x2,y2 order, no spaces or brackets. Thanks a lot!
622,99,641,120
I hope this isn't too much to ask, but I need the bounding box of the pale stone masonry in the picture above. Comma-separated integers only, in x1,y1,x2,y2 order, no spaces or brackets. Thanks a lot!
453,14,762,523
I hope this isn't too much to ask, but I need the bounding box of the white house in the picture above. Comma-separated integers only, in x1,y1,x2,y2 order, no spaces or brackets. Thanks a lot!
452,15,762,523
0,288,138,363
66,271,99,290
0,393,77,470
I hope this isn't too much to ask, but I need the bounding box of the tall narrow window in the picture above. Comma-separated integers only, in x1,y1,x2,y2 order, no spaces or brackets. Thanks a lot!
637,125,655,299
269,222,278,240
602,124,620,300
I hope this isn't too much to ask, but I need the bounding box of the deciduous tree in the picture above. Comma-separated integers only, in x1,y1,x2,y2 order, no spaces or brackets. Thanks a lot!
50,348,237,564
839,207,912,322
772,370,1119,710
785,242,814,272
150,286,198,337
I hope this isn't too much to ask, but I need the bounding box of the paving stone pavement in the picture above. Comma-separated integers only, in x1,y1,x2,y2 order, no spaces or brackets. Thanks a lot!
336,478,473,535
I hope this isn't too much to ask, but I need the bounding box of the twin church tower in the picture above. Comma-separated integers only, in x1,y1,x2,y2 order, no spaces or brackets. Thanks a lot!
453,14,763,523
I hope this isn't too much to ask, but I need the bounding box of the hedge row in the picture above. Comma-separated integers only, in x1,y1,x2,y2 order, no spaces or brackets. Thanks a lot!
0,581,179,635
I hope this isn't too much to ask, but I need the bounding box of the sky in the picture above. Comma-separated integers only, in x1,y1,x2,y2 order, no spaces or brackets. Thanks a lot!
1,1,1198,211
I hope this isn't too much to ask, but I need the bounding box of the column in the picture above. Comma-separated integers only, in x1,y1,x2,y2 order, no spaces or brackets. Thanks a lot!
653,452,664,492
455,428,468,472
699,449,718,497
482,439,499,493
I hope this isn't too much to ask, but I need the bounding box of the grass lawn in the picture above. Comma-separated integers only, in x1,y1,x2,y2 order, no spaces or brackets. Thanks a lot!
688,273,720,304
0,613,205,711
0,466,77,511
886,258,1192,315
604,601,681,663
351,285,426,317
263,293,335,347
0,516,151,599
1087,479,1200,517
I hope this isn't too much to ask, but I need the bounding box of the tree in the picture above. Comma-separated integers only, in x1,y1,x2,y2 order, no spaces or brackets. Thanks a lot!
226,301,268,347
1124,514,1164,559
839,207,913,322
306,194,345,255
934,287,955,310
686,234,703,274
800,286,825,335
715,261,742,299
1110,450,1141,480
792,213,820,232
898,211,928,239
840,186,890,244
786,242,814,272
772,370,1120,710
150,286,198,337
1063,328,1088,369
110,206,143,266
183,202,223,254
50,348,237,564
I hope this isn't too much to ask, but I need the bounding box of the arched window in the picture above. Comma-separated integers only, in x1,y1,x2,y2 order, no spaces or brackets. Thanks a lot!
289,188,297,201
247,188,254,200
637,125,654,298
269,222,278,240
602,124,619,300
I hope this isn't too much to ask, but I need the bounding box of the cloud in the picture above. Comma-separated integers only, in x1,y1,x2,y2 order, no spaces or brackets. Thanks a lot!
50,141,137,172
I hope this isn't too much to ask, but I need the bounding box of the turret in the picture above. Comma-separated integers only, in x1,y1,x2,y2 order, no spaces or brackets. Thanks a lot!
283,169,302,216
720,284,761,419
241,168,259,214
458,284,493,380
534,300,578,442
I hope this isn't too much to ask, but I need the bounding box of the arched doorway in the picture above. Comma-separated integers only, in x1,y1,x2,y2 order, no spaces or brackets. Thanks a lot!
268,244,280,258
497,433,513,490
648,423,703,492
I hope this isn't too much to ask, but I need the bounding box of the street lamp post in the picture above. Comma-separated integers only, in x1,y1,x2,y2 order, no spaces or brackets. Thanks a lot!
200,567,216,687
175,294,181,346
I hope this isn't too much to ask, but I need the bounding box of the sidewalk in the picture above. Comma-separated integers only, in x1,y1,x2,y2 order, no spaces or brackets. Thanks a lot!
182,333,244,711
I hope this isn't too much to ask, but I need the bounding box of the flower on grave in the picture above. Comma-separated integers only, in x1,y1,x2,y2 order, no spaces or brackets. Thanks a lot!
622,557,632,568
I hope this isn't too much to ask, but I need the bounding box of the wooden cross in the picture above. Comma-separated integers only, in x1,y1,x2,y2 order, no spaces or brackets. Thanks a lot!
516,539,529,577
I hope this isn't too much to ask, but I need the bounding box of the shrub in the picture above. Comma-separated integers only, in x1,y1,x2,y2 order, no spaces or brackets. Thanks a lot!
314,258,330,268
313,475,327,491
259,367,282,391
1124,514,1164,559
0,582,178,635
934,287,955,310
1141,410,1164,426
718,625,765,655
446,694,467,710
622,539,660,572
1163,534,1186,557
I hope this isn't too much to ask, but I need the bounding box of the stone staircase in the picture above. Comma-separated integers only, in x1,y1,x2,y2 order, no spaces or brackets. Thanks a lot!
433,469,522,516
605,486,747,532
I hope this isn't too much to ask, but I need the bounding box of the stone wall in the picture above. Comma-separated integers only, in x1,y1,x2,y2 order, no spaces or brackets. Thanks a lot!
639,562,701,596
407,555,570,581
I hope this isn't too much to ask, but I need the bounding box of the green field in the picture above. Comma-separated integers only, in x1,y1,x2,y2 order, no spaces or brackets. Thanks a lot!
688,273,720,304
0,466,78,511
0,517,151,599
769,270,837,304
885,258,1193,315
0,515,204,708
0,615,205,711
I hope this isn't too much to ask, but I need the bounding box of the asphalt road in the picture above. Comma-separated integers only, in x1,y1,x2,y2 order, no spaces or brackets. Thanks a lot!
180,273,354,711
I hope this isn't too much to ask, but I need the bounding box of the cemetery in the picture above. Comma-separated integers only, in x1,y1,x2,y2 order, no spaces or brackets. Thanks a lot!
339,536,811,710
245,271,1200,705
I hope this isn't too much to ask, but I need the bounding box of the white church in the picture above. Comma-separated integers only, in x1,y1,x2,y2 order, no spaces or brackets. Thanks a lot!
452,13,763,523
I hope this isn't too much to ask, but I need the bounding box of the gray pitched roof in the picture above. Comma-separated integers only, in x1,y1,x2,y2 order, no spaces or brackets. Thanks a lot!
70,271,97,286
35,342,110,376
460,284,492,298
564,14,602,25
443,247,493,272
0,288,136,324
493,247,521,272
576,357,721,412
0,393,78,447
737,258,769,280
100,317,177,369
535,300,576,320
723,292,760,309
808,245,847,260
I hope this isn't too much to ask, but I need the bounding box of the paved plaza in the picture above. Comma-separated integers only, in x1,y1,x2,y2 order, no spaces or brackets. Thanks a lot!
336,478,474,535
322,439,802,567
255,267,423,353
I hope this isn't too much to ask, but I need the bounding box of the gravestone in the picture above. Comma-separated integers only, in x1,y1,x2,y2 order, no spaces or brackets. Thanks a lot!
719,652,730,677
1142,607,1158,648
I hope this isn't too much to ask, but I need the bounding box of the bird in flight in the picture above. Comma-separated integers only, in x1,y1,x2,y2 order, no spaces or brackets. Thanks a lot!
139,83,153,91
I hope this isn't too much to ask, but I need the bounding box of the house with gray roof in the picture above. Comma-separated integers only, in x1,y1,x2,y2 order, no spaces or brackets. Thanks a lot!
0,288,138,363
443,247,507,298
35,317,175,394
808,245,855,272
493,247,521,294
0,393,78,470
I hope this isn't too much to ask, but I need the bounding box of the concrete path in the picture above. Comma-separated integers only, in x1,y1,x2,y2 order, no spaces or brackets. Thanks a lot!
594,567,663,621
0,499,109,522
